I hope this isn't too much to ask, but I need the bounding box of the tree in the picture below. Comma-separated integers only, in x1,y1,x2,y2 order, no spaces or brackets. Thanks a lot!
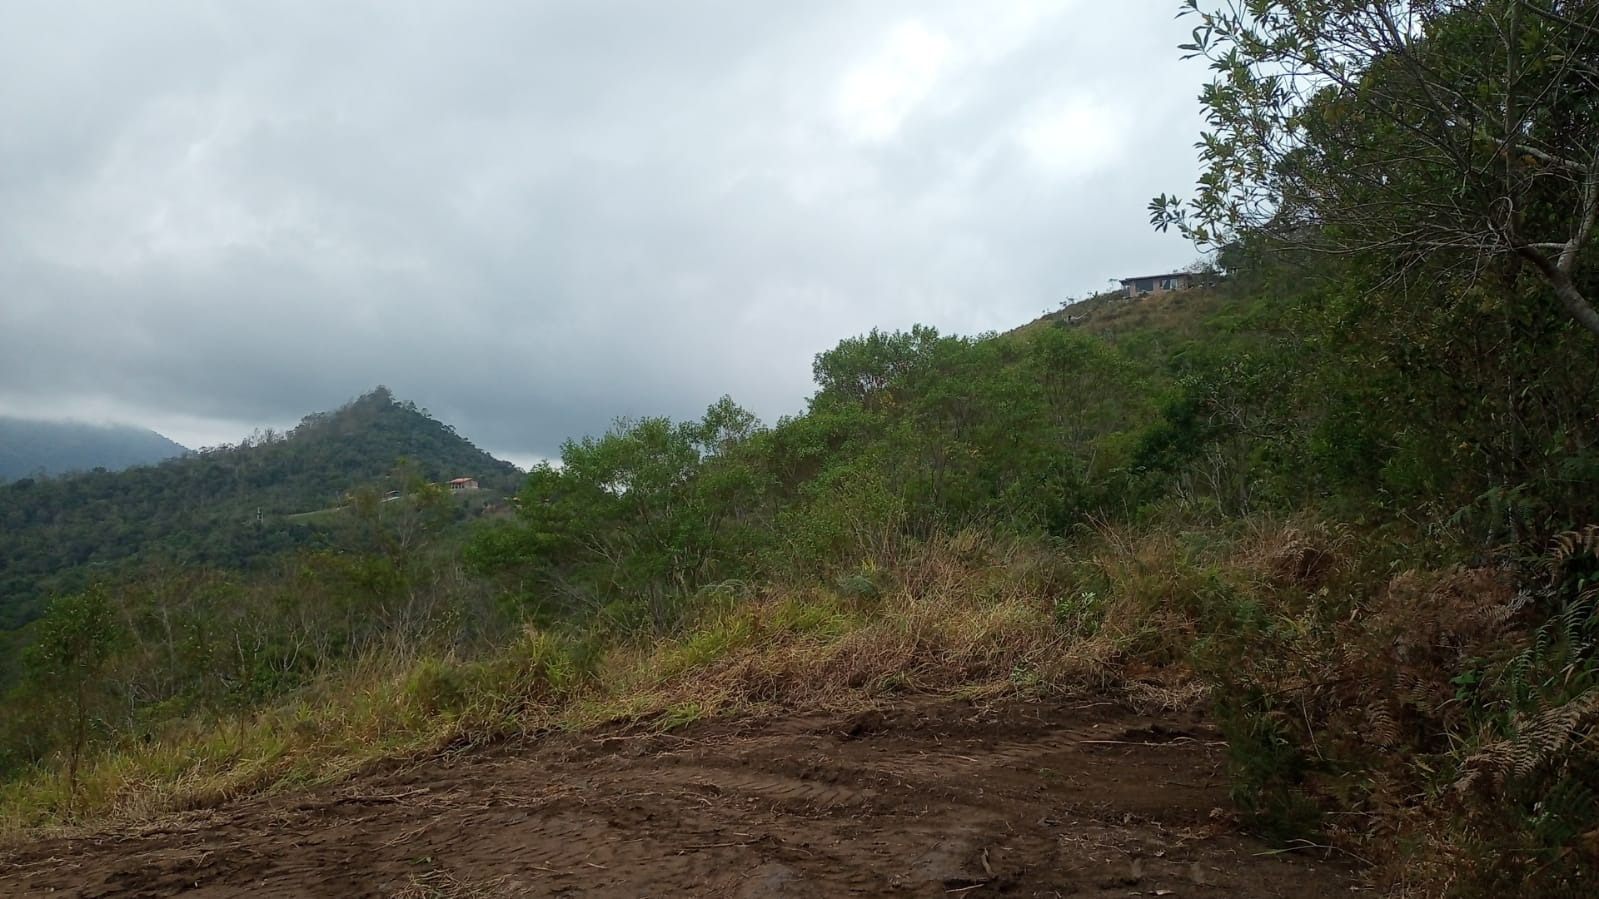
1151,1,1599,336
23,587,123,796
811,325,944,411
469,400,770,631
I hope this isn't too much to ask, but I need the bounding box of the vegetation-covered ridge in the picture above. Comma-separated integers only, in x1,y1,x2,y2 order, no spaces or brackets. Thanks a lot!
0,387,520,631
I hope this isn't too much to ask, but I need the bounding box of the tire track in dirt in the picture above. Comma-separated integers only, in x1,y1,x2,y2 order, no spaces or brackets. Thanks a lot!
0,696,1364,897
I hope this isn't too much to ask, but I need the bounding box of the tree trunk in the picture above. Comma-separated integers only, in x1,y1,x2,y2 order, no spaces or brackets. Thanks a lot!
69,682,86,800
1550,271,1599,339
1516,246,1599,338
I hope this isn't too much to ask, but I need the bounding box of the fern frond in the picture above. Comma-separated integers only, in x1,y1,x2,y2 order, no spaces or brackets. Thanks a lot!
1458,688,1599,793
1549,525,1599,568
1368,705,1399,749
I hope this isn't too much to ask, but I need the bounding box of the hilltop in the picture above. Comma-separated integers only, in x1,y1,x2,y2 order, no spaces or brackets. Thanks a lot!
0,388,519,630
1013,284,1231,342
0,418,187,482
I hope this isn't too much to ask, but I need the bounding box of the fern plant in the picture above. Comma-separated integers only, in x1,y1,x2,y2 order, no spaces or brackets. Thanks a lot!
1449,528,1599,892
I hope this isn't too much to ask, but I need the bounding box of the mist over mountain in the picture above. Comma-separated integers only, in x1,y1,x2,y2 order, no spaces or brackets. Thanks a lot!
0,418,187,482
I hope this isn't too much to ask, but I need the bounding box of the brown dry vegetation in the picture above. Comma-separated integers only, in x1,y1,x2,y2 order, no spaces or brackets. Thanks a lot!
1019,286,1232,343
0,532,1130,841
7,519,1572,895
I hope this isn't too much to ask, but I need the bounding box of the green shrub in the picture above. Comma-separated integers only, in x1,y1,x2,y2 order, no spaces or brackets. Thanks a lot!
403,658,467,717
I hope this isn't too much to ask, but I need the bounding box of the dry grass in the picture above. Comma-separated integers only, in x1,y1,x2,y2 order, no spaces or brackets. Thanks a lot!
15,514,1549,899
7,515,1557,895
1011,287,1230,342
0,530,1133,841
394,869,516,899
0,516,1401,856
1080,515,1593,896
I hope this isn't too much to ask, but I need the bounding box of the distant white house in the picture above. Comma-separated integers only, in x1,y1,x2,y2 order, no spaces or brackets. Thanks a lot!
448,477,479,492
1119,271,1195,298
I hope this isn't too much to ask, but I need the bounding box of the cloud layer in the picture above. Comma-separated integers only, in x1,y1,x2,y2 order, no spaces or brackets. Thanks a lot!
0,0,1206,463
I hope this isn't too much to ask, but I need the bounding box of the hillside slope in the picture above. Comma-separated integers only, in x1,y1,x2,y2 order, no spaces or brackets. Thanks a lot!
0,388,520,630
4,262,1597,894
0,418,186,482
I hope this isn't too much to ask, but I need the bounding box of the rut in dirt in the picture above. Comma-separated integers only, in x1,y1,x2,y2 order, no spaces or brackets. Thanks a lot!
0,696,1364,898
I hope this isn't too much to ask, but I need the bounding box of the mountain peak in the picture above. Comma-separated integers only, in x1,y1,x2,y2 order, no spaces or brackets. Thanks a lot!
0,392,522,629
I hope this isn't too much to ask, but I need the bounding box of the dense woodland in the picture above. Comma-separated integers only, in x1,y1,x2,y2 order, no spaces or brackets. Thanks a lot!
4,3,1599,895
0,388,520,630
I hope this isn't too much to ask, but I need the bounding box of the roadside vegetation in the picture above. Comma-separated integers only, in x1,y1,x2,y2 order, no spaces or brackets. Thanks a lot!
3,3,1598,895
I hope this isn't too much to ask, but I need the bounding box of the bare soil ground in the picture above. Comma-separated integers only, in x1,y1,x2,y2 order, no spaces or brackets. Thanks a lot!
0,697,1364,897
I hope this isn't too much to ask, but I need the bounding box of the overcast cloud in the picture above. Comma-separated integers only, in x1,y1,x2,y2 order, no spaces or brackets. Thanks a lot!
0,0,1206,466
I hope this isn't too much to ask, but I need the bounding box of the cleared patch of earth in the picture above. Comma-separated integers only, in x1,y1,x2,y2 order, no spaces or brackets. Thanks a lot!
0,697,1363,897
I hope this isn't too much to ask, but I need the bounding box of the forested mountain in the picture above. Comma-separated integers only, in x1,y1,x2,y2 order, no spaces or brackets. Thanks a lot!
0,388,519,629
0,418,187,481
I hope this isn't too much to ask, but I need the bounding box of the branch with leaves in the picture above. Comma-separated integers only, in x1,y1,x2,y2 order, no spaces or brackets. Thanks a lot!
1153,0,1599,336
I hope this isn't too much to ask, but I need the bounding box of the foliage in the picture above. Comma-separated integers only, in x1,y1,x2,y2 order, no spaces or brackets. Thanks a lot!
0,530,1102,837
0,388,519,630
19,587,123,795
467,398,773,631
1152,0,1599,337
470,326,1163,623
6,225,1599,893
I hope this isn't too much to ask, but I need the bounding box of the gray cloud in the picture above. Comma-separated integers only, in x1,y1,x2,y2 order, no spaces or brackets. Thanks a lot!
0,0,1207,463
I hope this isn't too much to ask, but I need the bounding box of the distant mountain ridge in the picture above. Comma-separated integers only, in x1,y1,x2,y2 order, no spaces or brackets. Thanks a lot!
0,388,522,630
0,418,188,482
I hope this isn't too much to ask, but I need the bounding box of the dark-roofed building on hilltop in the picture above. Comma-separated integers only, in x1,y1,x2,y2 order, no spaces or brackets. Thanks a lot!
1119,271,1194,298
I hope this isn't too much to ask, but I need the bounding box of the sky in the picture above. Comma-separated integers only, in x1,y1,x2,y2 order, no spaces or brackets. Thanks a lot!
0,0,1208,468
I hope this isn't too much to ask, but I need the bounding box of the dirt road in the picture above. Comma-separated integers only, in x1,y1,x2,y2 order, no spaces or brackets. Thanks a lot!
0,697,1362,897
